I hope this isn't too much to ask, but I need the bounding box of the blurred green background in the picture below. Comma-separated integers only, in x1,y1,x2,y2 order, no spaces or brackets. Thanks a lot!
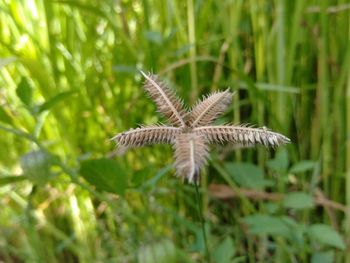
1,0,350,262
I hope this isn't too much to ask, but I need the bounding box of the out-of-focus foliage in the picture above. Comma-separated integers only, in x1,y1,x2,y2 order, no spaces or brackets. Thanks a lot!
0,0,349,262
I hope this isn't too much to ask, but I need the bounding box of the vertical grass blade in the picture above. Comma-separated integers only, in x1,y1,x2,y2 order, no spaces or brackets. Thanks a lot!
187,0,198,102
346,15,350,263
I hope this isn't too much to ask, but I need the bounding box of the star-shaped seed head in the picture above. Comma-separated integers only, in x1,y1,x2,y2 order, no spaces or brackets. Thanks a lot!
112,71,290,184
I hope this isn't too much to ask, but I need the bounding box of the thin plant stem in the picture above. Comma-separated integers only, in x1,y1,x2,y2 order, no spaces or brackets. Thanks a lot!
187,0,198,102
346,17,350,263
194,183,210,263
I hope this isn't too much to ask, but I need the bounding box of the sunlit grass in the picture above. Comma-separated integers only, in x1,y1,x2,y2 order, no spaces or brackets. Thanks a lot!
1,0,350,262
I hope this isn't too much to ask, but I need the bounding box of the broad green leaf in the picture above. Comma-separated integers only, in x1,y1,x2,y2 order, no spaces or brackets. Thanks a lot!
243,214,289,236
289,160,315,173
138,239,176,263
213,236,235,263
283,192,314,209
0,107,13,125
265,202,280,214
311,250,334,263
267,148,289,172
131,168,149,187
0,176,27,186
21,151,53,185
242,214,297,239
37,91,77,113
224,162,272,190
192,226,206,252
80,158,127,195
16,77,33,106
307,224,345,250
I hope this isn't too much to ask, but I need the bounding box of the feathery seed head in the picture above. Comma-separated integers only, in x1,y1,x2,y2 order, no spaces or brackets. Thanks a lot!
112,72,291,184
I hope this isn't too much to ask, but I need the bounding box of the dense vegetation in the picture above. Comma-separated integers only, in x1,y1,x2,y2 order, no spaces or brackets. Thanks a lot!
0,0,349,262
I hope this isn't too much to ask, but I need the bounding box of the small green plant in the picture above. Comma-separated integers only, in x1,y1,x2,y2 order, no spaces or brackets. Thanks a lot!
112,71,290,184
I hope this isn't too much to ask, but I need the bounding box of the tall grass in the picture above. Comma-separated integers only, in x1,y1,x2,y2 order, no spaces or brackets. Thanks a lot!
0,0,349,262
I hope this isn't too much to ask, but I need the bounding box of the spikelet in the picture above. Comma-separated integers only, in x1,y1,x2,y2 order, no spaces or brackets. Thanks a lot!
194,125,290,147
173,133,209,184
188,89,232,127
112,125,181,149
141,71,186,127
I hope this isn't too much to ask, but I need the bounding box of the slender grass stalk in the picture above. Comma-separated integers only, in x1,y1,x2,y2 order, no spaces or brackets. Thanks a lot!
201,169,209,228
285,0,305,85
346,15,350,263
187,0,198,102
169,0,187,43
249,0,266,169
320,0,331,197
142,0,156,71
227,0,243,162
276,0,286,130
194,183,210,263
